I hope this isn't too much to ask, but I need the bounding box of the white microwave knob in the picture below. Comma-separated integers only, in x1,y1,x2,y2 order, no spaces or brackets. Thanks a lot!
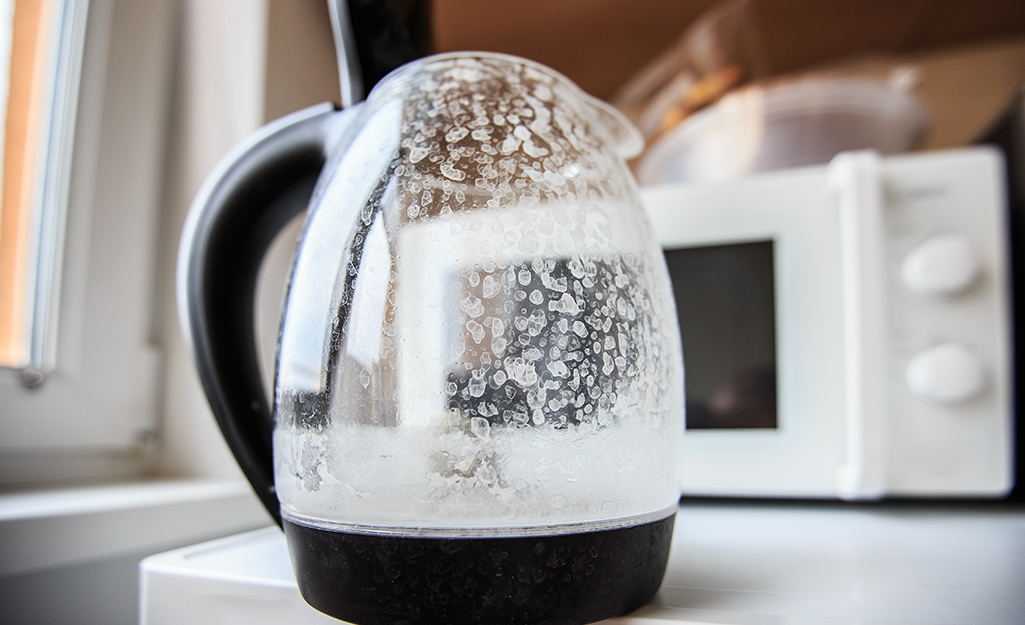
905,343,985,403
900,233,979,296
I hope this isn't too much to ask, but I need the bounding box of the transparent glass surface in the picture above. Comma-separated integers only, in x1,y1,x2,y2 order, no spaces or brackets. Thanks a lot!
274,53,683,532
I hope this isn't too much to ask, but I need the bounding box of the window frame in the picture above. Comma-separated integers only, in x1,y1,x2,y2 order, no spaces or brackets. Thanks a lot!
0,0,172,467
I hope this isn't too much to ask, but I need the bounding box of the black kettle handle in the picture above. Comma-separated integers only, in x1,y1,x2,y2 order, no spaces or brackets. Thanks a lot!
178,103,359,525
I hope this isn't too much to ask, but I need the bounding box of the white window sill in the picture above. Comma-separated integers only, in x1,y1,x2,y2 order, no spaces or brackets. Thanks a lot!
0,479,273,577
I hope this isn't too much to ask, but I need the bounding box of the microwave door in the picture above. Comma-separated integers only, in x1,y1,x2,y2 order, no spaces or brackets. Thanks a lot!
646,166,850,498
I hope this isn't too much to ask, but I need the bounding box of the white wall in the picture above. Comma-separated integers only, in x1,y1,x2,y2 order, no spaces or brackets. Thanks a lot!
153,0,269,480
1,3,276,622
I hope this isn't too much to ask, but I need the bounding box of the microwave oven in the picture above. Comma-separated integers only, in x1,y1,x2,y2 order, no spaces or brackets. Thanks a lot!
642,148,1014,500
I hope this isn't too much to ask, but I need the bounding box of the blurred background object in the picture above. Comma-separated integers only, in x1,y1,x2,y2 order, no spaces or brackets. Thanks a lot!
427,0,1025,184
634,76,928,184
608,0,931,184
429,0,1025,101
612,0,768,145
265,1,1025,175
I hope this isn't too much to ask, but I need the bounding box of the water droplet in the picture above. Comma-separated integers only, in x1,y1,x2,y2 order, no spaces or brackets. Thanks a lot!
409,146,429,163
470,416,490,438
506,357,538,386
500,135,521,154
526,310,547,336
551,292,580,315
482,275,501,298
466,320,485,343
440,162,466,181
445,127,469,143
602,353,615,375
547,360,568,377
523,139,548,158
461,293,484,318
468,376,486,398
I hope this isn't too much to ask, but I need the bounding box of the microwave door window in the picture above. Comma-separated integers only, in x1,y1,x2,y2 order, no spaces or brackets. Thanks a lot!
665,241,778,430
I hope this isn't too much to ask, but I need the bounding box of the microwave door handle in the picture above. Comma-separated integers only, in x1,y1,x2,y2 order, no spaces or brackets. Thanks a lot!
829,151,889,500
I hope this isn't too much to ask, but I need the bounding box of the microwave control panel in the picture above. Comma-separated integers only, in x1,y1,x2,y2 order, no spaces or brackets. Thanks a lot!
643,147,1013,499
881,148,1012,497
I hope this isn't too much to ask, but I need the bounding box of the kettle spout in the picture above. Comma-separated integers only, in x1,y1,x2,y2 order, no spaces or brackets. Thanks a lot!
586,96,644,160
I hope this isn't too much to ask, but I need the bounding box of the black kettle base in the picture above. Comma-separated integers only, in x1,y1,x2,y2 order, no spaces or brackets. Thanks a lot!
283,513,675,625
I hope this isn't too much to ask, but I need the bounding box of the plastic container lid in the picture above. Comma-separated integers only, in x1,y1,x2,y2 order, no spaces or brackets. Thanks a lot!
637,79,928,185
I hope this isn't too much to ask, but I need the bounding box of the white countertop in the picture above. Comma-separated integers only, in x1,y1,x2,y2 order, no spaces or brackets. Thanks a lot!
0,479,269,577
140,500,1025,625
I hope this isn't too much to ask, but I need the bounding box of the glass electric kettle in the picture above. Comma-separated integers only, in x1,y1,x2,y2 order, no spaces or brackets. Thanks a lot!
179,48,683,625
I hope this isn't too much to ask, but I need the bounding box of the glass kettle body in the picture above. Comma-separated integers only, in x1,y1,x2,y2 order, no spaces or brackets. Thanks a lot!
179,53,683,625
